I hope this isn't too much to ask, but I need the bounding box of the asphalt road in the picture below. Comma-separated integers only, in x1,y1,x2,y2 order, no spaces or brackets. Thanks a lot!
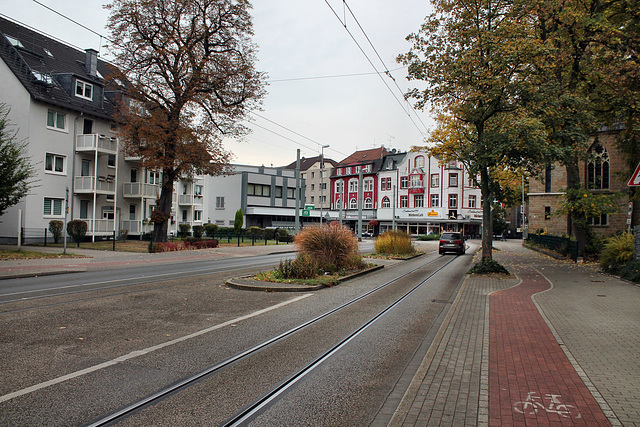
0,241,474,426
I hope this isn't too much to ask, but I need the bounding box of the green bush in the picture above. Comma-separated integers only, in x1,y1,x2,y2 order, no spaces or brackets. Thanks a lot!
66,220,87,247
204,223,218,237
276,253,319,279
375,230,415,255
119,229,129,241
48,220,64,243
248,226,263,236
417,233,440,241
467,258,509,275
600,233,634,271
178,223,191,238
616,260,640,283
192,225,205,238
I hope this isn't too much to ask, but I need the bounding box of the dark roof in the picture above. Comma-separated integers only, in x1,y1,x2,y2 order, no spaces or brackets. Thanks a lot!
339,146,388,165
283,155,337,171
0,16,118,120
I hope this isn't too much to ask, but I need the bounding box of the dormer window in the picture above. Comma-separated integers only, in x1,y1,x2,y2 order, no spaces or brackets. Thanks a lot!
75,80,93,100
5,34,23,48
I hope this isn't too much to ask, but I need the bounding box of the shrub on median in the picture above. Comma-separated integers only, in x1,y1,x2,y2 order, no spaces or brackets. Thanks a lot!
375,230,416,256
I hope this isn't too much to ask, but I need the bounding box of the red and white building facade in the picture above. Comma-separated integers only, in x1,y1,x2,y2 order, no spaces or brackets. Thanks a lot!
329,149,483,236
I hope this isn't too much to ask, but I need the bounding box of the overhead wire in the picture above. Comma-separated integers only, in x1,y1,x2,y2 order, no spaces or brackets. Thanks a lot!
323,0,429,138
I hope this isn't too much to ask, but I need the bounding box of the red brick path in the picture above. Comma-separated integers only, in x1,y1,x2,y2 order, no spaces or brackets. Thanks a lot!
489,265,611,426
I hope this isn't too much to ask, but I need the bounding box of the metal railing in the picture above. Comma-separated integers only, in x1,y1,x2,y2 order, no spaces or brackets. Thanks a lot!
76,134,117,153
122,182,158,198
74,176,116,193
527,234,578,260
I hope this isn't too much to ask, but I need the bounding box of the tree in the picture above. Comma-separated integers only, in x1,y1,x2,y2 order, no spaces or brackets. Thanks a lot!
0,104,35,217
398,0,549,261
525,0,640,252
106,0,266,243
48,220,64,244
234,209,243,234
67,220,87,247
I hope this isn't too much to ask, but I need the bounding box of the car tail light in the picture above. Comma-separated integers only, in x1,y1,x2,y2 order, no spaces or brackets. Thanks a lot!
455,240,463,244
439,239,445,244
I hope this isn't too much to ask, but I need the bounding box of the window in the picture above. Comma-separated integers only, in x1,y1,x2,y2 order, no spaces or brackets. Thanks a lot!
335,181,344,193
287,188,295,199
364,198,373,209
149,171,160,185
310,196,315,203
382,196,390,208
311,172,315,179
400,195,408,208
410,175,422,187
350,198,358,209
364,178,374,191
75,80,93,100
587,143,610,190
335,198,342,209
80,200,89,219
182,210,188,222
414,156,425,168
545,166,552,193
468,195,477,208
449,173,458,187
194,185,203,196
108,154,116,167
194,210,202,221
321,182,327,190
431,174,439,188
47,110,66,130
129,204,136,220
544,206,551,220
590,214,608,226
381,177,391,191
449,194,458,208
45,153,65,173
400,176,408,189
130,169,138,183
43,197,63,217
247,183,270,196
216,196,225,209
311,184,315,191
414,195,424,208
349,179,358,193
431,194,439,207
275,186,283,198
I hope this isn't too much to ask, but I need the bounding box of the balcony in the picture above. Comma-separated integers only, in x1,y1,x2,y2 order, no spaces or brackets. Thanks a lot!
74,176,115,194
75,219,115,235
121,220,154,235
76,134,117,154
123,182,159,199
178,194,194,205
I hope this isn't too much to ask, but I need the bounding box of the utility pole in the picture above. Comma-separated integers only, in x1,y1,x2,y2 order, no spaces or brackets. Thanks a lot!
295,149,300,233
357,167,363,238
319,144,329,224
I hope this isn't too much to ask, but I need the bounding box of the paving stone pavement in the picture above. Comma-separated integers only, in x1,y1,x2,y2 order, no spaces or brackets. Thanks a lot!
390,241,639,427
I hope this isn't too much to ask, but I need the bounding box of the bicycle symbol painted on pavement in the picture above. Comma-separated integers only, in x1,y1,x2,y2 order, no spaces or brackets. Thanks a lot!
513,391,582,419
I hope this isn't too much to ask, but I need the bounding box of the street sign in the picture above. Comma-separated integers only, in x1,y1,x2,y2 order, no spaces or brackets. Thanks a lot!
302,209,310,217
628,162,640,186
304,204,315,210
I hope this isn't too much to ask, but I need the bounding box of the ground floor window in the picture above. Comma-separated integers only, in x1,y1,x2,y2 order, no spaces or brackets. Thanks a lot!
43,197,63,217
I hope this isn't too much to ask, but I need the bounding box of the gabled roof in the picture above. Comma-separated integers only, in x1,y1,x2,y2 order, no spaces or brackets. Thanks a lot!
283,155,337,171
0,16,118,120
339,146,388,165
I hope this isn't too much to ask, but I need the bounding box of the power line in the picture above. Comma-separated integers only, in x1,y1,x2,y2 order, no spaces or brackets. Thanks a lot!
267,67,407,83
341,1,431,134
323,0,429,138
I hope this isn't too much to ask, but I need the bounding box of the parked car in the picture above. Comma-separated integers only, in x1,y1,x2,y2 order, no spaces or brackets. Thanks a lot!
439,232,466,255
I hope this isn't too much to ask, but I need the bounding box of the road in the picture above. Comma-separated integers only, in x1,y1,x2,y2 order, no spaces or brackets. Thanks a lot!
0,241,475,426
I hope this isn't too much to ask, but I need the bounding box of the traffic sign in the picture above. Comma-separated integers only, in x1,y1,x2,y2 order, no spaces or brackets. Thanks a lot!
628,162,640,186
302,209,310,217
304,204,315,210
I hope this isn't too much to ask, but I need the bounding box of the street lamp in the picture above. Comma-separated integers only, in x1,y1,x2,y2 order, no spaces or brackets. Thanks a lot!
320,144,330,224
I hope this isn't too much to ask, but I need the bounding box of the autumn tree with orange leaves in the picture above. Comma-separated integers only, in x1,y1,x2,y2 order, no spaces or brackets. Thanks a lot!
106,0,266,243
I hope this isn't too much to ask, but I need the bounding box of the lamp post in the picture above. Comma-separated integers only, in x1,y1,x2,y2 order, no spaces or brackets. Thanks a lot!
320,144,330,224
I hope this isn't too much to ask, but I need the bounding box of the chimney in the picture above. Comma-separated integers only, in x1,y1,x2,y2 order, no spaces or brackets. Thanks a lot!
85,48,98,77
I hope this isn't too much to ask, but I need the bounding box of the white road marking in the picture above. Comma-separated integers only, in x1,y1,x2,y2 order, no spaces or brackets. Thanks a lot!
0,294,313,403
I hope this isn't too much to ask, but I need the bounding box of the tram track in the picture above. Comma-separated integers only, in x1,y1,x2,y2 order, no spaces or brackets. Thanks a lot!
86,254,460,427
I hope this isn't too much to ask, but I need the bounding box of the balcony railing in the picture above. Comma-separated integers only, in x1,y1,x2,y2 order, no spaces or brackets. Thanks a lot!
122,182,159,198
74,176,116,193
178,194,194,205
75,219,115,235
76,134,117,154
121,220,154,235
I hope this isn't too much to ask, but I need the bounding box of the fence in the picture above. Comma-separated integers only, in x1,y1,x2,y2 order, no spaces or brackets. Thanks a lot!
527,233,579,260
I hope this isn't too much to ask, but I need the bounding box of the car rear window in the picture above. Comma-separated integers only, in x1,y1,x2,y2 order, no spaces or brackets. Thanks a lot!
441,233,462,239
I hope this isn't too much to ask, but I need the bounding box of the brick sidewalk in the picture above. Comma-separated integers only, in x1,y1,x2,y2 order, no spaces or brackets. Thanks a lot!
390,241,638,426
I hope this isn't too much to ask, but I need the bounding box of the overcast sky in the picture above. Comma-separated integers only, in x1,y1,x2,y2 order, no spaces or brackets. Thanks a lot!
0,0,434,166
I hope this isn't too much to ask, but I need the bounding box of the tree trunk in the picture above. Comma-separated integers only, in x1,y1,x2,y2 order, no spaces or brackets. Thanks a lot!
565,158,588,255
481,167,493,260
152,168,176,243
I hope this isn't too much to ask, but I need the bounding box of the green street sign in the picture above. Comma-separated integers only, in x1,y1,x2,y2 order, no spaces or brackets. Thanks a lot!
302,209,310,217
304,204,315,210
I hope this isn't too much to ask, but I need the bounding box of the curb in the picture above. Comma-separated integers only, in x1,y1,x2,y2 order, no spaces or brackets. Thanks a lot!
225,264,384,292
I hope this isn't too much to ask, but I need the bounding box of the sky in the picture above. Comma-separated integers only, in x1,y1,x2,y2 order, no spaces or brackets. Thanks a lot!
0,0,434,167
